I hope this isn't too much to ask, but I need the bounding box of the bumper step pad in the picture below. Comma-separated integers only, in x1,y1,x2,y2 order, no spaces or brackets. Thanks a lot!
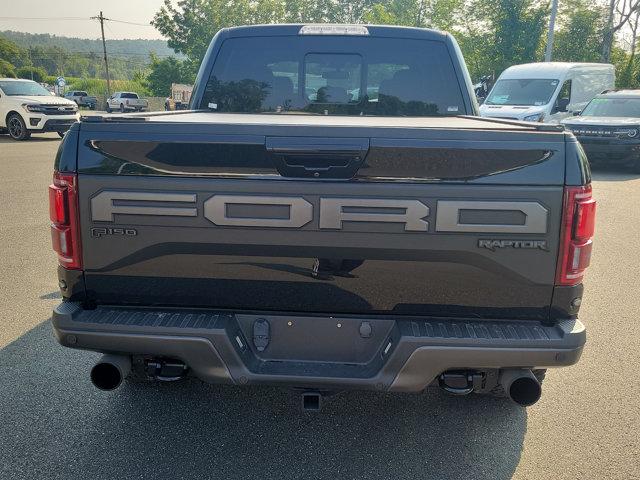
52,302,586,392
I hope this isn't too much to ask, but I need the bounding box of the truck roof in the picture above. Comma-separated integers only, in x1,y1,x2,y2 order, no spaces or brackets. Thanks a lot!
598,89,640,98
221,24,449,41
500,62,614,79
0,77,37,82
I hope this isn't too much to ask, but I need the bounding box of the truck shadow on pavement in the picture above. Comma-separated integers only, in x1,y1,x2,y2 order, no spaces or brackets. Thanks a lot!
590,169,640,181
0,321,526,480
0,136,61,144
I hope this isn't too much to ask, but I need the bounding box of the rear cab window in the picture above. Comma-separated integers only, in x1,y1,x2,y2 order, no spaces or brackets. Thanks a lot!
201,35,465,116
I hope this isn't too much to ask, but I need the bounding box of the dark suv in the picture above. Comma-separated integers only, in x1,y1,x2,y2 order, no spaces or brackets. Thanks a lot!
562,89,640,171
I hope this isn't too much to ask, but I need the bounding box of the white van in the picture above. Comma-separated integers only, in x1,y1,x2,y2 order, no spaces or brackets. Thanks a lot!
479,62,615,123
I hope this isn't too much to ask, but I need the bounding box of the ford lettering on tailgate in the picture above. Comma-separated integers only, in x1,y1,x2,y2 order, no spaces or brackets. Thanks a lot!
90,191,548,234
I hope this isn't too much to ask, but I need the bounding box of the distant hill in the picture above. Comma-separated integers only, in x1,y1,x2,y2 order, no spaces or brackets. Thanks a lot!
1,30,179,58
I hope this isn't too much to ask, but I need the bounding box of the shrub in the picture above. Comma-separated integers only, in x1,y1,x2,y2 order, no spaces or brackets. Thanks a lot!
66,78,151,97
0,59,16,78
16,66,48,83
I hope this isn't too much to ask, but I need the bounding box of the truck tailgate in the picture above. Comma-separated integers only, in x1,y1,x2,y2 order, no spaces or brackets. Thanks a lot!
74,114,566,320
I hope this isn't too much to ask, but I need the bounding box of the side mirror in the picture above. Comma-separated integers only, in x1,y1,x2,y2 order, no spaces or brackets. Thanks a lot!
555,97,570,113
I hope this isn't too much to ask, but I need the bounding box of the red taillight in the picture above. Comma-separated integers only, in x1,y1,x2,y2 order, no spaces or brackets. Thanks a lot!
574,197,596,242
556,185,596,286
48,184,67,224
49,172,82,269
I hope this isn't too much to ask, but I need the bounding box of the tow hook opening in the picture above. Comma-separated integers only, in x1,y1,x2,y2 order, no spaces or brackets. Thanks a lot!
302,391,322,411
144,358,188,381
439,371,484,395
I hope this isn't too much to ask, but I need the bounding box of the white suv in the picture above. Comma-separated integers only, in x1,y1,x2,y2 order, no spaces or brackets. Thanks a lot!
0,78,79,140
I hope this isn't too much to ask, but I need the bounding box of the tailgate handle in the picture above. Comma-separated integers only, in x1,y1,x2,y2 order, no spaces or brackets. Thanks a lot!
266,137,369,179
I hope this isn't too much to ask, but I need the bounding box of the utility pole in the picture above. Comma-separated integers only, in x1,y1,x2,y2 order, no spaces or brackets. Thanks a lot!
91,11,111,96
27,47,33,80
545,0,560,62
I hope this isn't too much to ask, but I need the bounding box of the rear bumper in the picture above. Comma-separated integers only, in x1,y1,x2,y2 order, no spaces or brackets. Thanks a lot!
123,105,147,111
52,302,586,392
576,138,640,165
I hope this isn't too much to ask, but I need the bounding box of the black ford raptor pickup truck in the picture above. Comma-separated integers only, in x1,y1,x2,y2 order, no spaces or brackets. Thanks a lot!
50,24,594,408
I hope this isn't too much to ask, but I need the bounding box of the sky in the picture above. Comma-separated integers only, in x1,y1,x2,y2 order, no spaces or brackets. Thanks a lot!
0,0,167,39
0,0,634,46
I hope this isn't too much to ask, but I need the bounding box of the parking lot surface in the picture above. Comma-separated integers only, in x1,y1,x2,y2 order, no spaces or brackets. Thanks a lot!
0,133,638,479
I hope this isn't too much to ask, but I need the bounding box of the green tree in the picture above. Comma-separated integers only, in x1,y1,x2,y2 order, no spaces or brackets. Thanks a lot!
63,55,90,78
146,54,195,96
612,47,635,87
150,0,640,89
0,36,26,65
364,0,462,30
601,0,640,63
554,0,607,63
456,29,494,81
151,0,385,70
0,36,26,78
29,45,66,76
438,0,548,81
152,0,256,67
282,0,336,22
328,0,379,23
0,35,28,78
0,59,16,78
16,66,47,82
132,69,148,86
481,0,548,76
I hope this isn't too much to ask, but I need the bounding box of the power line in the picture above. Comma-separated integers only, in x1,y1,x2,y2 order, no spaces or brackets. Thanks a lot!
0,16,153,26
105,19,153,27
0,16,88,20
26,52,175,58
26,52,174,57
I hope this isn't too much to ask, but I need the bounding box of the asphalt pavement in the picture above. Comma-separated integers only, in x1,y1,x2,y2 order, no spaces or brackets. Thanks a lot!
0,133,638,479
